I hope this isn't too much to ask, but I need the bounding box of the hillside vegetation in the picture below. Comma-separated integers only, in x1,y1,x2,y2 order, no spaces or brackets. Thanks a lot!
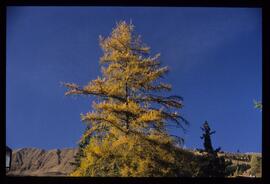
7,147,261,177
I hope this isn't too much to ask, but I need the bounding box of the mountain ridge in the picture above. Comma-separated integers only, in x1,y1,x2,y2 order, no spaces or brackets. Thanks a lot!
6,147,261,176
7,147,79,176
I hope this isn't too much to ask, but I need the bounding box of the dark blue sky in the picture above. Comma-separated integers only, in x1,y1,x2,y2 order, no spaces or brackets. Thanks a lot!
6,7,262,152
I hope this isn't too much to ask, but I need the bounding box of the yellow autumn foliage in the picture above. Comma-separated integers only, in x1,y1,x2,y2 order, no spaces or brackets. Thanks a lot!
65,21,191,177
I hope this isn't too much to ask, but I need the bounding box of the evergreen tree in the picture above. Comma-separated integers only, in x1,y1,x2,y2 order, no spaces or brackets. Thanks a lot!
200,121,220,154
198,121,229,177
64,21,189,176
70,126,91,167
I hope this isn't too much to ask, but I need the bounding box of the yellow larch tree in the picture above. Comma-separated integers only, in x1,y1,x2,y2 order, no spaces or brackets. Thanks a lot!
64,21,193,176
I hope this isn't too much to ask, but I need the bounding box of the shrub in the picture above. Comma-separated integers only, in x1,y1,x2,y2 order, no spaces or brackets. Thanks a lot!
250,155,261,177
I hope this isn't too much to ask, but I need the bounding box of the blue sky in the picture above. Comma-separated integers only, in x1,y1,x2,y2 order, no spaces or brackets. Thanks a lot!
6,7,262,152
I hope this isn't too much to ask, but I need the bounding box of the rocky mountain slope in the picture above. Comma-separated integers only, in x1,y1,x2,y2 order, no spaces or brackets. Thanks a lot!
6,147,261,176
7,148,79,176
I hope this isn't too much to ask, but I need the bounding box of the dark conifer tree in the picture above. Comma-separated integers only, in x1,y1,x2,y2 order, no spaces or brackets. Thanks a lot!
199,121,229,177
70,126,91,167
200,121,221,154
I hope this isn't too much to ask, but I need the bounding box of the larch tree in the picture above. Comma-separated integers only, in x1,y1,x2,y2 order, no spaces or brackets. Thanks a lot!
64,21,191,176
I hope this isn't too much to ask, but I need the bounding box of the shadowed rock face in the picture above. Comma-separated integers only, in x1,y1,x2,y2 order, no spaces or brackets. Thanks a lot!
7,148,79,176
